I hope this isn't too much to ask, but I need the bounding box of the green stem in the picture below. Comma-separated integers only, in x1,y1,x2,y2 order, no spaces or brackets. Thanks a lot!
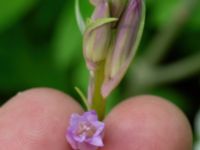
90,62,105,120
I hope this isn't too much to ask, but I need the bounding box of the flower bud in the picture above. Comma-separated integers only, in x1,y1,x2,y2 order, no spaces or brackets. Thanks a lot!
109,0,128,18
102,0,145,97
84,1,111,70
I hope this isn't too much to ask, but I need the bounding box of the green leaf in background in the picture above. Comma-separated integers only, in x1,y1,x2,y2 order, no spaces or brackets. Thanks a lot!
53,0,92,70
0,26,67,94
73,61,89,92
0,0,38,32
150,0,182,27
187,1,200,31
106,89,121,114
150,0,200,30
52,3,82,70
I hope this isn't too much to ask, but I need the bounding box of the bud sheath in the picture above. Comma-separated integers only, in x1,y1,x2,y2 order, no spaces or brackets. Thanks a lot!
84,1,111,70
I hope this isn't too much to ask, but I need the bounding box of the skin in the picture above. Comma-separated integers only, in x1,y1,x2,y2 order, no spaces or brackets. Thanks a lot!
0,88,192,150
102,96,192,150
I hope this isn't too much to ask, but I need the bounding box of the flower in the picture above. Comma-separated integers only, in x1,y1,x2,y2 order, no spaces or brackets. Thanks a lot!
66,110,105,150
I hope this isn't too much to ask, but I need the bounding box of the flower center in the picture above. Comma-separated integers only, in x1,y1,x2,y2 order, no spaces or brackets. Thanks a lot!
76,122,96,138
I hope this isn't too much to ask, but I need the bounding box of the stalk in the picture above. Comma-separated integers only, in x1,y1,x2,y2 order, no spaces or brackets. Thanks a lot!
89,61,106,120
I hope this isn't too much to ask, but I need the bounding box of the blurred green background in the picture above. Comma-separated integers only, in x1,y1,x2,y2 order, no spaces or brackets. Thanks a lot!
0,0,199,135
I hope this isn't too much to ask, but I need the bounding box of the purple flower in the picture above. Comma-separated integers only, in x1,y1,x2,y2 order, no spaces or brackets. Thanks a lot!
66,110,105,150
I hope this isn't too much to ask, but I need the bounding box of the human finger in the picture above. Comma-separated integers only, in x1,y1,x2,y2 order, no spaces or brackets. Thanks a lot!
0,88,83,150
102,95,192,150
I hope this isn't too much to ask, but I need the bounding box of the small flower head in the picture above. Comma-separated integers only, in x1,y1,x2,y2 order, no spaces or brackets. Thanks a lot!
66,110,105,150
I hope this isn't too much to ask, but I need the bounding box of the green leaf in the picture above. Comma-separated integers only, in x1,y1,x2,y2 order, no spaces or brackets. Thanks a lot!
0,28,67,92
73,61,89,91
75,0,86,34
0,0,38,32
105,89,121,114
186,1,200,31
52,3,82,70
150,0,182,27
75,87,90,110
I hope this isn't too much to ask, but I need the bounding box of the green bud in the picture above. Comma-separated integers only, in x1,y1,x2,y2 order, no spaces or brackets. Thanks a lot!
83,1,114,70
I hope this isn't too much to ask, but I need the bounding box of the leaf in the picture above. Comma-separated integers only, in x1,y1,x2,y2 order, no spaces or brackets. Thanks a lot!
150,0,182,27
52,3,82,70
75,87,90,110
75,0,86,34
186,0,200,31
73,61,89,91
0,30,67,92
0,0,38,32
105,89,121,114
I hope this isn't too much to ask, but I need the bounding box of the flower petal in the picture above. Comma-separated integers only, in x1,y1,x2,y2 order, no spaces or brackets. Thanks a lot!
88,136,104,146
66,133,78,149
93,121,105,136
84,110,98,122
70,113,81,127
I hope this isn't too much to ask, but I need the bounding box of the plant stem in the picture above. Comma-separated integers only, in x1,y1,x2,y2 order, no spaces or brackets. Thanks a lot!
90,62,105,120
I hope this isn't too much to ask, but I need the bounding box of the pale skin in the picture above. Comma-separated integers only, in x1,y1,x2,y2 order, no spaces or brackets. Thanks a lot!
0,88,192,150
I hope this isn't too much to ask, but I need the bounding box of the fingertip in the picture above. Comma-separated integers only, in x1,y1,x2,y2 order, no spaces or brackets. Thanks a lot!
3,87,81,109
0,88,83,150
103,95,192,150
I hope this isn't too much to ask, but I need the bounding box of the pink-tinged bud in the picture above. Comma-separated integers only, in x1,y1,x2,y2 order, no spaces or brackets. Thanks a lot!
109,0,128,18
102,0,145,97
84,1,112,70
